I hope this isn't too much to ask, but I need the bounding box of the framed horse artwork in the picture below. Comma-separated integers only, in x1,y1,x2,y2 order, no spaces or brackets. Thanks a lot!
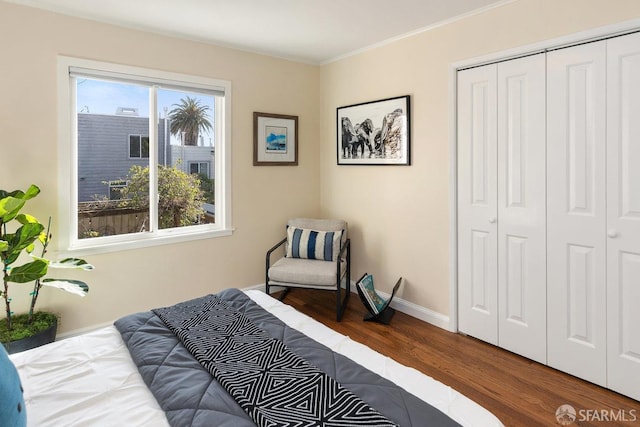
336,95,411,165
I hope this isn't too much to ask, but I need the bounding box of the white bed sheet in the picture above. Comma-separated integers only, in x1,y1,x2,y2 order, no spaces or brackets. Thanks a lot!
10,324,169,427
10,290,503,427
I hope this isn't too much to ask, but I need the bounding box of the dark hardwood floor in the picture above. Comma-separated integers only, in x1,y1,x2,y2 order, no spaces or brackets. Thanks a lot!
277,288,640,427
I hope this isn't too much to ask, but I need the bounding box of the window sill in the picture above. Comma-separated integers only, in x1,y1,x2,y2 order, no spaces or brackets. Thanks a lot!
57,227,234,257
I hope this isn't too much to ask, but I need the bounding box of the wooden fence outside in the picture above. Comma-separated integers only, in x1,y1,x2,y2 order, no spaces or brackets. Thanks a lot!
77,201,214,238
78,203,148,238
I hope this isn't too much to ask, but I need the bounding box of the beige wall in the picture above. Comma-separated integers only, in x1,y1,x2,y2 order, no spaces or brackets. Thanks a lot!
319,0,640,318
0,2,321,334
3,0,640,334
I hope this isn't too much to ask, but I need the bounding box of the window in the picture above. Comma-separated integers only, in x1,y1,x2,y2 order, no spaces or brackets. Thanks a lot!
129,135,149,158
58,57,232,253
189,161,210,177
108,180,127,200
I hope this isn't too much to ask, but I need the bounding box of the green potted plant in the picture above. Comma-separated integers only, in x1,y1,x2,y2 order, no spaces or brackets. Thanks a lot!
1,185,93,353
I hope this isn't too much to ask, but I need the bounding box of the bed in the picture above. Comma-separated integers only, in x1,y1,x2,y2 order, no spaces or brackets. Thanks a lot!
9,289,503,426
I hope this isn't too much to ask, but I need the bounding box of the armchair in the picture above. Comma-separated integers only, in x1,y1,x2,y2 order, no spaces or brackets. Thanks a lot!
265,218,351,321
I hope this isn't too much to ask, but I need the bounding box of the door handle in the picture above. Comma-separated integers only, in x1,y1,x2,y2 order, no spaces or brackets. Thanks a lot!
607,229,618,238
488,217,497,224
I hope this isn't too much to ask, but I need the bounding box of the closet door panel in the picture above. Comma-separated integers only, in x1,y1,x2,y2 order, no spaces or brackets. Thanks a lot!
457,64,498,345
496,54,547,363
606,32,640,401
547,41,607,386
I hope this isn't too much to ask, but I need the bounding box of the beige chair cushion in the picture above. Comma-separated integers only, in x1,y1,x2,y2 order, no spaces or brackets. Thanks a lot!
268,257,346,288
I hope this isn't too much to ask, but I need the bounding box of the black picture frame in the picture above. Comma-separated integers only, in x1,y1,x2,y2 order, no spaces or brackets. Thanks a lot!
337,95,410,165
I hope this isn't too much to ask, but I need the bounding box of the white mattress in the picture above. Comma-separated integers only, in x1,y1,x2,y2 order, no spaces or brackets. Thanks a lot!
10,290,503,426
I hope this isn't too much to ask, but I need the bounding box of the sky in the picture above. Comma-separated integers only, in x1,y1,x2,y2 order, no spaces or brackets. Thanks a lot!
76,77,215,144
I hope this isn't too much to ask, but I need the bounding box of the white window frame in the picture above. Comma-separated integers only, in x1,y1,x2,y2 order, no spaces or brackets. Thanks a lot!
57,56,232,255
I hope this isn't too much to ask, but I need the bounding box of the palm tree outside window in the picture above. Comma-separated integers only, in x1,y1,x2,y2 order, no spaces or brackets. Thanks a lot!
168,96,213,146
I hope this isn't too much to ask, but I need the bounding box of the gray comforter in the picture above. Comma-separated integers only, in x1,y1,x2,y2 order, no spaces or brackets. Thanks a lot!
114,288,460,427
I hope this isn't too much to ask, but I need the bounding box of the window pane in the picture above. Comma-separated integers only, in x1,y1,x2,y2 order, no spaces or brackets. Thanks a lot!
76,78,150,239
158,88,216,228
200,162,209,177
141,136,149,158
129,135,140,158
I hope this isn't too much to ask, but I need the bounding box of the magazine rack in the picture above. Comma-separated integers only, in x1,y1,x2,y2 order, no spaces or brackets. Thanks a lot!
355,273,402,325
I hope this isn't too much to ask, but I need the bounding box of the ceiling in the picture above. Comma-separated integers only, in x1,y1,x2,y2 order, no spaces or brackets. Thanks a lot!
7,0,509,64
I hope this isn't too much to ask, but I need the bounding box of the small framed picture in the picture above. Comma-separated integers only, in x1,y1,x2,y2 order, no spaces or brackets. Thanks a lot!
337,95,410,165
253,112,298,166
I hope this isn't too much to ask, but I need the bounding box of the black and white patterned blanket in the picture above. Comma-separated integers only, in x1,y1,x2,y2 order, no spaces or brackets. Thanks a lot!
152,295,397,427
115,289,461,426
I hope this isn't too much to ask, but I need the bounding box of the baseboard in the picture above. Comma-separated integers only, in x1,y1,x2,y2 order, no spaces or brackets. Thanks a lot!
56,320,114,340
58,284,451,339
252,282,452,331
366,287,451,331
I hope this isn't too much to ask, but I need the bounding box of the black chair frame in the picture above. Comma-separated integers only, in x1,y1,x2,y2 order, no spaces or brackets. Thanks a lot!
266,237,351,321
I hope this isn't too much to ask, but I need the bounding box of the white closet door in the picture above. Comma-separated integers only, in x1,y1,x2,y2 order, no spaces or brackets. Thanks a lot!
497,54,547,364
547,41,607,386
606,32,640,401
457,64,498,345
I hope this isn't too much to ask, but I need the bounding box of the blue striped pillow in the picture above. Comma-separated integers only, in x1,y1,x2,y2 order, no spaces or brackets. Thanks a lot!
286,227,342,261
